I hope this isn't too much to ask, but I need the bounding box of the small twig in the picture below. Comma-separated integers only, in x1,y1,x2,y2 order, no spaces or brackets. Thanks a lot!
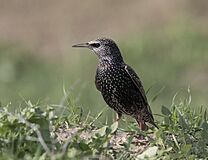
49,120,56,156
60,139,71,157
18,115,53,158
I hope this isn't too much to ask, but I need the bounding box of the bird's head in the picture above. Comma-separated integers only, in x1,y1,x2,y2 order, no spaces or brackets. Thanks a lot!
72,38,123,63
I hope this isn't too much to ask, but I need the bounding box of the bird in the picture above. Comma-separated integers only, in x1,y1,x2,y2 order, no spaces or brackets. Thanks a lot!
72,38,158,130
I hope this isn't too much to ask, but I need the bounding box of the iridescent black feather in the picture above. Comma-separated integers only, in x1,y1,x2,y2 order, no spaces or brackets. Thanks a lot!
73,38,158,130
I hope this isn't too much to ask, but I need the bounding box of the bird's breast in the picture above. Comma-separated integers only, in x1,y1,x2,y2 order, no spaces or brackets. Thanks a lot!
95,65,140,115
95,65,132,95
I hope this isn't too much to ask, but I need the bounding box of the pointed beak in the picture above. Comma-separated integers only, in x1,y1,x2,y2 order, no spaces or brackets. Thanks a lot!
72,43,89,48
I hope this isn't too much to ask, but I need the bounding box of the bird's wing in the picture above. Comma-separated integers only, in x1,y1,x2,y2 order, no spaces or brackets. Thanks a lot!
125,65,158,128
124,65,148,104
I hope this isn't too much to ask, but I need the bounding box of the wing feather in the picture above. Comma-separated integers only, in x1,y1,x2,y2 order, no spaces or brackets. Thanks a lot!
124,65,148,104
124,64,159,129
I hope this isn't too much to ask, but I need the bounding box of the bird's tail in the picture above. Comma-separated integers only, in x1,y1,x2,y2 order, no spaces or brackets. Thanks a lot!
146,105,159,129
136,106,159,130
149,119,159,129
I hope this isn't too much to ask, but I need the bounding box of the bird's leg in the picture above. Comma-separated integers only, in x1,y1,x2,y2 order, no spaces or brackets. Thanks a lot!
135,114,148,140
139,120,148,131
136,114,148,131
115,112,122,122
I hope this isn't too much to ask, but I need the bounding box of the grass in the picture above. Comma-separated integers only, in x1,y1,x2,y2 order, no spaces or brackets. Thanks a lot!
0,89,207,159
0,23,208,159
0,22,208,114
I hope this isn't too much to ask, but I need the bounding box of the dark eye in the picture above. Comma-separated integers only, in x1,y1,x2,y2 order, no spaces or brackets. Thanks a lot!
90,43,100,48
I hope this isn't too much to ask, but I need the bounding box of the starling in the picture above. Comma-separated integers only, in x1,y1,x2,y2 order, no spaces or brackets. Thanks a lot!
72,38,158,130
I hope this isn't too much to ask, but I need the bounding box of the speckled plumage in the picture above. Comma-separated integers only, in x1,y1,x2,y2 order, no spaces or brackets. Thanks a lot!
72,38,158,130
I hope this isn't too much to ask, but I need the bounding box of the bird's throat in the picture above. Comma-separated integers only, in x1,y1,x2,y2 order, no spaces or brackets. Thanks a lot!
98,57,124,70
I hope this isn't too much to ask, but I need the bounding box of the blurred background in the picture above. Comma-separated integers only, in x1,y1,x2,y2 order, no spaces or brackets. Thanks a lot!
0,0,208,121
